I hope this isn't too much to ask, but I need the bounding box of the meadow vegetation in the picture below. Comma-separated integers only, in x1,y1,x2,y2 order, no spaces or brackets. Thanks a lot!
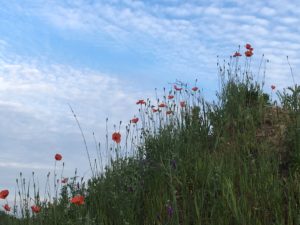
1,44,300,225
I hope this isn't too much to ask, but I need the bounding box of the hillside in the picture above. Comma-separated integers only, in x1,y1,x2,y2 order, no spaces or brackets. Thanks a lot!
1,52,300,225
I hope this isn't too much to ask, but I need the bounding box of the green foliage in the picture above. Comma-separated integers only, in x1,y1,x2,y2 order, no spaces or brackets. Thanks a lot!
278,85,300,173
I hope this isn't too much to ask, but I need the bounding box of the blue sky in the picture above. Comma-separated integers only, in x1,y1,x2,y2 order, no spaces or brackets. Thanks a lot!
1,0,300,204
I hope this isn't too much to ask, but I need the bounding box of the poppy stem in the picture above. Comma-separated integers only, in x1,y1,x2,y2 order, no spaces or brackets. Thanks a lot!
68,104,95,178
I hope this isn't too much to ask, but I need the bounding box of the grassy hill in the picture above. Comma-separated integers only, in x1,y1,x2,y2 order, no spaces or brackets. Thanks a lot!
1,52,300,225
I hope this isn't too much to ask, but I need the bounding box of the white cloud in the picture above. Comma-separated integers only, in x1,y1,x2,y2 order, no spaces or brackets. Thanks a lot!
29,0,299,87
260,7,276,16
0,162,51,170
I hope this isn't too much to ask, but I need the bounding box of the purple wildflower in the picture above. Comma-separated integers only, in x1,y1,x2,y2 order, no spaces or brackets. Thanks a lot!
166,204,174,217
171,159,177,169
128,186,134,192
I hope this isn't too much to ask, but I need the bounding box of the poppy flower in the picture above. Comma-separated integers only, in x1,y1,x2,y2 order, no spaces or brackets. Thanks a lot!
61,178,69,184
271,85,276,90
174,85,182,91
136,100,146,105
192,87,198,91
233,52,242,57
158,103,166,108
112,132,121,144
245,43,252,49
180,101,186,108
152,108,159,113
245,50,253,57
3,204,11,212
166,110,173,115
0,190,9,199
55,154,62,161
70,195,85,205
31,205,41,213
168,95,174,100
131,117,139,123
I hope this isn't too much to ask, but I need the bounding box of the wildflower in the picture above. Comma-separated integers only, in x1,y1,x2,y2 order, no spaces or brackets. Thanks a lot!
152,108,159,113
136,99,146,105
180,101,186,108
233,52,242,57
170,159,177,169
70,195,85,205
3,204,10,212
112,132,121,144
166,204,174,217
192,87,198,91
61,177,69,184
168,95,174,99
0,190,9,199
166,110,173,115
245,43,252,49
271,85,276,90
127,186,134,192
174,85,182,91
131,117,139,123
55,154,62,161
245,50,253,57
158,103,166,108
31,205,41,213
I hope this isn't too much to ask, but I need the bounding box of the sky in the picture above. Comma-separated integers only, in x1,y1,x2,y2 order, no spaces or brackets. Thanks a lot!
0,0,300,206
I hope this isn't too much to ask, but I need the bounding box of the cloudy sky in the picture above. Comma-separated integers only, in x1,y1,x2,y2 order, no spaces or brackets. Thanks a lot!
1,0,300,204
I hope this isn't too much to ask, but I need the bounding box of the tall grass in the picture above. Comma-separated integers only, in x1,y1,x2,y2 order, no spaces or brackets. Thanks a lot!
1,46,300,225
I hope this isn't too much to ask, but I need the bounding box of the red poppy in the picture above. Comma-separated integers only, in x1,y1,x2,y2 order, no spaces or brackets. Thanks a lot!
166,110,173,115
152,108,159,113
0,190,9,199
245,50,253,57
31,205,41,213
174,85,182,91
233,52,242,57
158,103,166,108
131,118,139,123
70,195,85,205
271,85,276,90
168,95,174,99
61,178,69,184
192,87,198,91
112,132,121,144
55,154,62,161
3,204,10,212
136,100,146,105
245,43,252,49
180,101,186,108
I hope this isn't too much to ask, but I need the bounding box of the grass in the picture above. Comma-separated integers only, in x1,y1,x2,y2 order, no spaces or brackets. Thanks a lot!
1,46,300,225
